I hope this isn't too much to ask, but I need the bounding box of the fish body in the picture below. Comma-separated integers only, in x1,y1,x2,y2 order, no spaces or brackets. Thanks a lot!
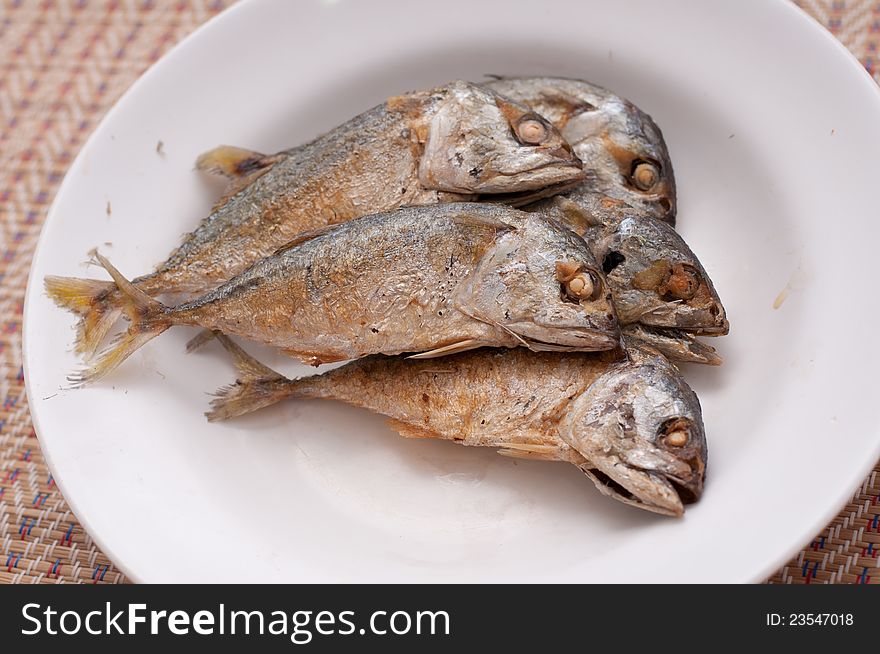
208,336,706,517
73,203,619,383
47,81,584,357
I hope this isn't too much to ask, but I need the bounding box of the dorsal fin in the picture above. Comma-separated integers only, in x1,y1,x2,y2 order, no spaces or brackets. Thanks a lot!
196,145,280,179
196,145,283,210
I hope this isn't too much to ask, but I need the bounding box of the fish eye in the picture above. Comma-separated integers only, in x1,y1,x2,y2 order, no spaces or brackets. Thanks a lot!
556,261,602,302
602,251,626,274
515,116,550,145
660,418,691,447
563,270,601,302
631,160,660,191
660,263,701,301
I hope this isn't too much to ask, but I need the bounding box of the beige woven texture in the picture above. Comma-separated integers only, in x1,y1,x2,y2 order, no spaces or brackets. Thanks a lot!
1,0,877,584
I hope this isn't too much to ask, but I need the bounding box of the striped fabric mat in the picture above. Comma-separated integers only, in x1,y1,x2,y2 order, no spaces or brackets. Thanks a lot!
1,0,877,584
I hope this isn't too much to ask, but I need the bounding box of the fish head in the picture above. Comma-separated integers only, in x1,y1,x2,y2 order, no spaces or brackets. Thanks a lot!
484,77,676,224
559,345,707,516
457,213,619,351
416,81,586,194
596,216,728,336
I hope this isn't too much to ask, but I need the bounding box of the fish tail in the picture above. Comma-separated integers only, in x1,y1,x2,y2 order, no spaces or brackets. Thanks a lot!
67,252,172,386
44,276,123,359
206,334,298,421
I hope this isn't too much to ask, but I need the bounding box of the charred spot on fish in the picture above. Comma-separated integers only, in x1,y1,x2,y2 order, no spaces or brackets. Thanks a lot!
236,157,270,176
454,152,464,166
602,251,625,274
371,327,379,333
421,393,430,404
469,166,483,178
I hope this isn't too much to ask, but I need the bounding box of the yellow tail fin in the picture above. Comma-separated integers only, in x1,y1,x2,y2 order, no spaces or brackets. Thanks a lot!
44,276,121,359
67,252,171,387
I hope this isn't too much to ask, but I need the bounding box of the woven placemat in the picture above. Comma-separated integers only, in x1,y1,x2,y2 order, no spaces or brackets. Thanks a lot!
1,0,877,585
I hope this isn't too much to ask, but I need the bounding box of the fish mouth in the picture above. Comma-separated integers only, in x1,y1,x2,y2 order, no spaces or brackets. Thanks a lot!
474,160,585,194
506,326,620,352
478,178,587,208
578,426,706,517
581,464,702,517
637,305,729,336
622,325,722,366
688,318,730,336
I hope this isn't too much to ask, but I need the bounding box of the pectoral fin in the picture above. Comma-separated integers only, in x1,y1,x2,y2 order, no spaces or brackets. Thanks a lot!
386,418,441,440
407,339,484,359
280,349,349,367
497,442,559,461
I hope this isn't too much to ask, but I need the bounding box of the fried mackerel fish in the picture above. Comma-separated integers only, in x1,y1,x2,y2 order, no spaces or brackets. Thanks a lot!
207,335,706,517
46,80,584,358
70,203,619,385
487,77,729,363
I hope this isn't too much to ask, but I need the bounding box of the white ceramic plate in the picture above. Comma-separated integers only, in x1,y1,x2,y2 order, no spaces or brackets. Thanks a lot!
24,0,880,583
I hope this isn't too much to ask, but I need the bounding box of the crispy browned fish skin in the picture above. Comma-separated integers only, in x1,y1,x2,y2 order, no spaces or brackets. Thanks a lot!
71,203,619,385
207,336,706,517
46,81,584,358
484,75,676,225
